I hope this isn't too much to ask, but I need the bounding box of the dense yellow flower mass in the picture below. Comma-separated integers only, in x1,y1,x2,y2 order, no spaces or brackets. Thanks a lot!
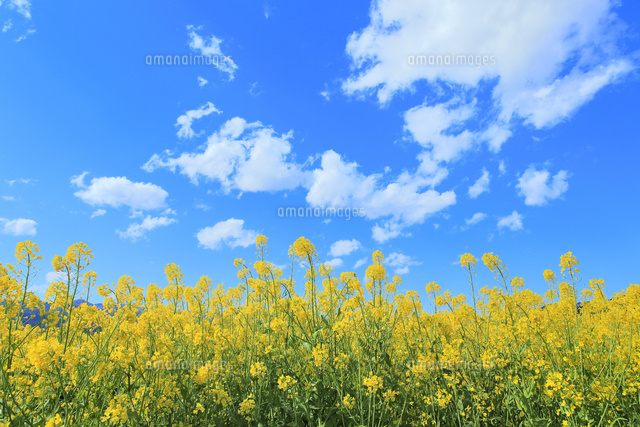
0,237,639,426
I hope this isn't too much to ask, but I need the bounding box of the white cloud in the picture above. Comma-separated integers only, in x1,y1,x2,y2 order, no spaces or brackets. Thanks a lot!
117,215,177,241
0,218,37,236
2,19,12,32
372,221,404,243
6,178,34,186
249,82,263,97
197,218,257,250
6,0,31,19
197,76,208,87
497,211,523,231
498,160,507,176
73,175,169,211
465,212,487,226
70,171,88,188
468,168,491,199
517,166,570,206
403,99,476,163
508,61,634,129
90,209,106,218
2,195,15,201
176,102,221,139
187,25,238,79
46,271,64,283
144,117,309,192
343,0,634,142
354,258,368,269
386,252,421,275
325,258,343,268
307,150,456,242
14,28,35,42
194,203,211,211
329,239,361,257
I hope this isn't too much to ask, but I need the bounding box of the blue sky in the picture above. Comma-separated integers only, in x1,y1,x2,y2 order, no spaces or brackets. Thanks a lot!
1,0,639,305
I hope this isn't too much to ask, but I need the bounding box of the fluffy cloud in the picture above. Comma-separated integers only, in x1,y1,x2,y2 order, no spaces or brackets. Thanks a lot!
325,258,343,268
197,218,257,250
344,0,634,145
386,252,421,275
5,0,31,19
90,209,106,218
497,211,523,231
307,150,456,242
372,221,404,243
498,160,507,176
468,168,491,199
46,271,64,283
144,117,309,192
329,239,361,257
198,76,208,87
517,166,570,206
72,174,169,211
117,215,177,241
465,212,487,226
176,102,221,139
404,99,481,163
0,218,37,236
187,25,238,79
147,113,456,243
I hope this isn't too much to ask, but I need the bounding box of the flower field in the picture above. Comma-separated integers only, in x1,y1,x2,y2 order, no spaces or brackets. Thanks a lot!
1,237,639,426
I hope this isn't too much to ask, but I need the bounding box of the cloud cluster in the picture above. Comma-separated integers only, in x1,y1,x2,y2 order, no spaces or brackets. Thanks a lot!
497,211,524,231
144,117,309,192
72,173,169,211
0,218,37,236
386,253,421,275
117,214,177,241
344,0,633,129
329,239,361,257
197,218,258,250
517,166,570,206
187,25,238,79
176,102,221,139
72,173,176,240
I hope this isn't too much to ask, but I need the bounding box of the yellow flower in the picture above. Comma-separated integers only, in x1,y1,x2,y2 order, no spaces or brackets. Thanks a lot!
383,389,399,402
363,372,383,395
543,269,556,282
250,362,266,378
366,264,387,282
343,394,355,409
44,414,63,427
238,394,256,420
425,281,441,293
277,375,297,391
254,261,269,276
255,234,268,247
482,252,504,273
312,344,328,368
460,253,476,269
289,236,317,260
559,251,579,273
52,255,64,272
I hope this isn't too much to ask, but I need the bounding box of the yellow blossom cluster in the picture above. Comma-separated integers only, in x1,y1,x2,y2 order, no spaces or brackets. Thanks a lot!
0,237,638,426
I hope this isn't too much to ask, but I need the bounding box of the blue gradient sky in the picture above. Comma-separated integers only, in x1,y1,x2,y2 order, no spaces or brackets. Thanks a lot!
1,0,639,305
